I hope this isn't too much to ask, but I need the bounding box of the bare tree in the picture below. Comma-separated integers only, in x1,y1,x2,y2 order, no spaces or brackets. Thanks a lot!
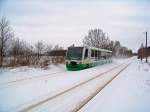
83,29,110,49
23,42,34,65
53,44,63,50
45,44,52,56
10,38,22,65
9,38,34,66
0,17,14,67
113,41,121,56
35,41,45,62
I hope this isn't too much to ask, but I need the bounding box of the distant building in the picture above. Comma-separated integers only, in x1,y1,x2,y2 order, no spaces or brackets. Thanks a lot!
48,50,67,63
138,46,150,59
49,50,67,56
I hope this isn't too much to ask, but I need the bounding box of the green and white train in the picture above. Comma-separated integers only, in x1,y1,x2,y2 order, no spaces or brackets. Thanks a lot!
66,46,112,71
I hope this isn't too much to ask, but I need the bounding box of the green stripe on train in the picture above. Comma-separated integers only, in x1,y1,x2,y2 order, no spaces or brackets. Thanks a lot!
66,63,87,71
66,59,112,71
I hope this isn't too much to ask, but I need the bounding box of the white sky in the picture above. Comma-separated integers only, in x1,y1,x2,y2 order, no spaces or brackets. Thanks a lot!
1,0,150,52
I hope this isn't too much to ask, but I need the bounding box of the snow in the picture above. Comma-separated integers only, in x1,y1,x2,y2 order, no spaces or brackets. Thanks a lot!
79,58,150,112
0,64,65,84
24,61,130,112
0,58,131,112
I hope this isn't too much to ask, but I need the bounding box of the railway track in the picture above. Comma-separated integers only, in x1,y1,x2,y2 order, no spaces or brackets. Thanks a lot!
13,60,132,112
0,70,66,86
0,60,129,87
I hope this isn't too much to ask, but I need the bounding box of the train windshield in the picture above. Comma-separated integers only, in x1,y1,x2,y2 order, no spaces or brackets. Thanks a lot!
66,47,83,60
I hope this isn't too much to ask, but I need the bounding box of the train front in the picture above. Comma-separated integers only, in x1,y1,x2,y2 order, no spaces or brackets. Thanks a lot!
66,47,85,71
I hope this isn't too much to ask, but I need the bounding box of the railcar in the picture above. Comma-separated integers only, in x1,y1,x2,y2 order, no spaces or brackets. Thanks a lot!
66,46,112,71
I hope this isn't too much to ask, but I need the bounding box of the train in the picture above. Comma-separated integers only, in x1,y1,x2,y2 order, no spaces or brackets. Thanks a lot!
66,46,112,71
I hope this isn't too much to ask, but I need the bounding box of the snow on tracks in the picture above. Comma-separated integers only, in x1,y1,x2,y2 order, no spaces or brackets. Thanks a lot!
15,61,131,112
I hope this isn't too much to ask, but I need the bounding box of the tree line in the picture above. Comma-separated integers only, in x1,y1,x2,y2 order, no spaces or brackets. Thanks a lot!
0,17,64,67
83,29,132,57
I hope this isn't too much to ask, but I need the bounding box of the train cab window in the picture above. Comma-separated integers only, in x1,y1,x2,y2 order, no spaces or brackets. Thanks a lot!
84,49,88,59
66,47,83,60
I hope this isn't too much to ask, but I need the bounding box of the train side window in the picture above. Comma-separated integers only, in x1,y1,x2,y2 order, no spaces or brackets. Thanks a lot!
95,51,98,58
98,51,101,59
91,50,95,57
84,49,88,58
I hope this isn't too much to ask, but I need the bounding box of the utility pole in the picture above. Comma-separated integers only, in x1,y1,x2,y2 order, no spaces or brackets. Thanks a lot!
145,31,148,63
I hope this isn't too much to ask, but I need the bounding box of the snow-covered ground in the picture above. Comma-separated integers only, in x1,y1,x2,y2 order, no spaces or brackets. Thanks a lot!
0,64,65,84
24,61,130,112
80,58,150,112
0,58,132,112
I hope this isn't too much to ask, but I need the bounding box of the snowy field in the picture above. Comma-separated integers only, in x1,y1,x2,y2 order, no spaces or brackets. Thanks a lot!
0,64,66,84
80,58,150,112
0,58,130,112
23,61,130,112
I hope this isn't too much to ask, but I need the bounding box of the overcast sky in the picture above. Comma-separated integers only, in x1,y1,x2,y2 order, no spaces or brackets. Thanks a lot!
0,0,150,52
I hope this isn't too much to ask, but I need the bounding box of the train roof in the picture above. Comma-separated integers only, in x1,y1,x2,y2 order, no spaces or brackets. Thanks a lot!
88,47,112,53
68,46,112,53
